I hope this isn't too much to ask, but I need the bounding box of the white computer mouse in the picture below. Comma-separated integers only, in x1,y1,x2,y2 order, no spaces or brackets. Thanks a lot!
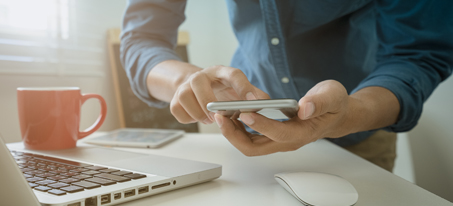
275,172,358,206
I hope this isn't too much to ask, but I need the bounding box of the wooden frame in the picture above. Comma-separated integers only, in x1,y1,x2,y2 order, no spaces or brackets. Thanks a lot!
107,28,198,132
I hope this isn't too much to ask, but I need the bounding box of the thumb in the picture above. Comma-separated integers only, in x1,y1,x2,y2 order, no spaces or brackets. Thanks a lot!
298,80,348,120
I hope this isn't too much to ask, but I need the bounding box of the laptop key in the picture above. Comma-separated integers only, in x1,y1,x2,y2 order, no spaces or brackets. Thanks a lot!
35,173,56,178
25,170,44,175
70,168,89,173
29,183,39,188
111,171,132,176
84,166,108,171
57,168,68,173
16,161,27,165
60,185,84,193
125,173,147,179
95,173,131,182
48,182,70,189
34,186,52,192
23,174,33,178
72,174,92,180
48,189,66,196
59,178,80,184
23,153,35,157
38,167,54,172
20,168,34,173
12,151,24,156
99,168,120,173
47,175,68,181
60,172,80,177
26,177,45,183
85,177,116,186
72,181,101,189
36,180,57,186
25,162,37,166
48,170,63,175
82,170,101,175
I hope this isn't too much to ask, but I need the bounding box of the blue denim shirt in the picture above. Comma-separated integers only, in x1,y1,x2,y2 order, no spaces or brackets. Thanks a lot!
121,0,453,146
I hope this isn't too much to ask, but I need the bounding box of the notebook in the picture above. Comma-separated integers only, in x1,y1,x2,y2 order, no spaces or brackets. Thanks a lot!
0,134,222,206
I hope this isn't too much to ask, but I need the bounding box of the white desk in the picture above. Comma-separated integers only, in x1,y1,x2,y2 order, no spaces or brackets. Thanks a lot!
9,133,452,205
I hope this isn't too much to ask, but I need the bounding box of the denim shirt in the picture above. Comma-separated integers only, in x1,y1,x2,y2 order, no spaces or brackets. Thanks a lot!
121,0,453,146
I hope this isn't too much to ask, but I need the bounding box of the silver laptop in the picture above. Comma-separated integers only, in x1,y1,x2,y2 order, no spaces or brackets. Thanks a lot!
0,134,221,206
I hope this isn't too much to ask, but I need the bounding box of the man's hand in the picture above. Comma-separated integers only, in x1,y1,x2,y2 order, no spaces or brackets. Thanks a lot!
214,80,400,156
169,65,269,124
147,60,269,125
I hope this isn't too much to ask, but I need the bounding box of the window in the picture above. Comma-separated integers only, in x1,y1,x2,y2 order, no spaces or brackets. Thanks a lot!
0,0,105,76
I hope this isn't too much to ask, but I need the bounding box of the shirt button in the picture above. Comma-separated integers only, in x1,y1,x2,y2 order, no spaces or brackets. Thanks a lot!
281,77,289,83
271,37,280,45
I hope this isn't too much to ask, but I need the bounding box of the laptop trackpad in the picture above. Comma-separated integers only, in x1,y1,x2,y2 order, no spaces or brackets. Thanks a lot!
38,147,219,177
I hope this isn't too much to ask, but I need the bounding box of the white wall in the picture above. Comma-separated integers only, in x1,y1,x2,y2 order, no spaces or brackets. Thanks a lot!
180,0,238,69
407,76,453,202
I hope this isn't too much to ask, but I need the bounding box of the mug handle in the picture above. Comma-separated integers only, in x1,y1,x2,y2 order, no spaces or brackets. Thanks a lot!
78,94,107,139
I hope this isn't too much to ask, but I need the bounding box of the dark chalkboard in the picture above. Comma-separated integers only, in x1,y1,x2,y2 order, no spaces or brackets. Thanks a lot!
108,29,198,132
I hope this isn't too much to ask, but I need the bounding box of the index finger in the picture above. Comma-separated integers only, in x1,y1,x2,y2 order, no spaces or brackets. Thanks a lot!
214,66,270,100
215,114,292,156
189,71,219,120
190,67,269,121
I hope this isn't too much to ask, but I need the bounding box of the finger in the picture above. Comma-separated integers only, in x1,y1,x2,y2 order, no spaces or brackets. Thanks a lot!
215,114,253,150
232,118,248,134
169,99,196,124
177,83,214,124
239,112,316,144
298,80,348,120
214,67,270,100
231,118,276,145
216,114,297,156
250,135,273,144
189,71,218,121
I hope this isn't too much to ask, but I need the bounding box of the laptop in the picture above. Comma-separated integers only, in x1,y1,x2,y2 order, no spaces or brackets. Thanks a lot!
0,134,222,206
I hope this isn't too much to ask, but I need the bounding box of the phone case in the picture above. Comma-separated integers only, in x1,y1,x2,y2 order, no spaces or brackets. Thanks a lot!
207,99,298,119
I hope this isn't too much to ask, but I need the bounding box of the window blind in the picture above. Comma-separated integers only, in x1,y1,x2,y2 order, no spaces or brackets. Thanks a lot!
0,0,114,76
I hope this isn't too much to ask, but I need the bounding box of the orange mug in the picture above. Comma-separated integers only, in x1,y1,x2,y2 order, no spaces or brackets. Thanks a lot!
17,87,107,150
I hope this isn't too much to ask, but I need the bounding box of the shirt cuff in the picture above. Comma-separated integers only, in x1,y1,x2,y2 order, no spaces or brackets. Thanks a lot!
351,61,425,132
124,45,181,108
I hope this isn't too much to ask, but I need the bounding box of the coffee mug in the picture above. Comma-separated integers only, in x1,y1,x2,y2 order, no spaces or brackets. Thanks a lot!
17,87,107,150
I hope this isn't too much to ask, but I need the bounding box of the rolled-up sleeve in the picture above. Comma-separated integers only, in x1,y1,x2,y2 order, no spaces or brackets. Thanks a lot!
120,0,186,108
352,0,453,132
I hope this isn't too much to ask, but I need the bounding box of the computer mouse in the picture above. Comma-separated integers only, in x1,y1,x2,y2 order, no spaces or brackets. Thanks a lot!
274,172,358,206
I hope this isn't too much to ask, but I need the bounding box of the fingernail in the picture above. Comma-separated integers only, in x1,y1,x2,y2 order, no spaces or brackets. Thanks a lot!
246,92,257,100
240,113,255,125
203,117,213,124
303,102,315,120
214,114,223,127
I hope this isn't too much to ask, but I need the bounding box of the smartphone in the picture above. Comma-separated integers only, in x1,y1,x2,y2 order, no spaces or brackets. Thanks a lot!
207,99,299,119
84,128,184,148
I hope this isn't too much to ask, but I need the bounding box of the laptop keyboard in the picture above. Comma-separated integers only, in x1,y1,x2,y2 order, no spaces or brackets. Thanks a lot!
10,150,147,196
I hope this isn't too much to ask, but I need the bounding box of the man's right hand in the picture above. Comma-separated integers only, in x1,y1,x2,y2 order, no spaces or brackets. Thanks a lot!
147,60,269,124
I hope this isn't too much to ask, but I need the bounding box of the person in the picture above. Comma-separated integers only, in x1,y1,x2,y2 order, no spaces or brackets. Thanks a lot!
120,0,453,172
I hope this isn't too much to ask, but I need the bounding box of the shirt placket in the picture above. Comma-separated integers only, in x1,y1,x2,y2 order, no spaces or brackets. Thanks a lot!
260,0,299,99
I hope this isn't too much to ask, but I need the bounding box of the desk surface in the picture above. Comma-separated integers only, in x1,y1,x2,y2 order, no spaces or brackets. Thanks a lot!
9,133,452,205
